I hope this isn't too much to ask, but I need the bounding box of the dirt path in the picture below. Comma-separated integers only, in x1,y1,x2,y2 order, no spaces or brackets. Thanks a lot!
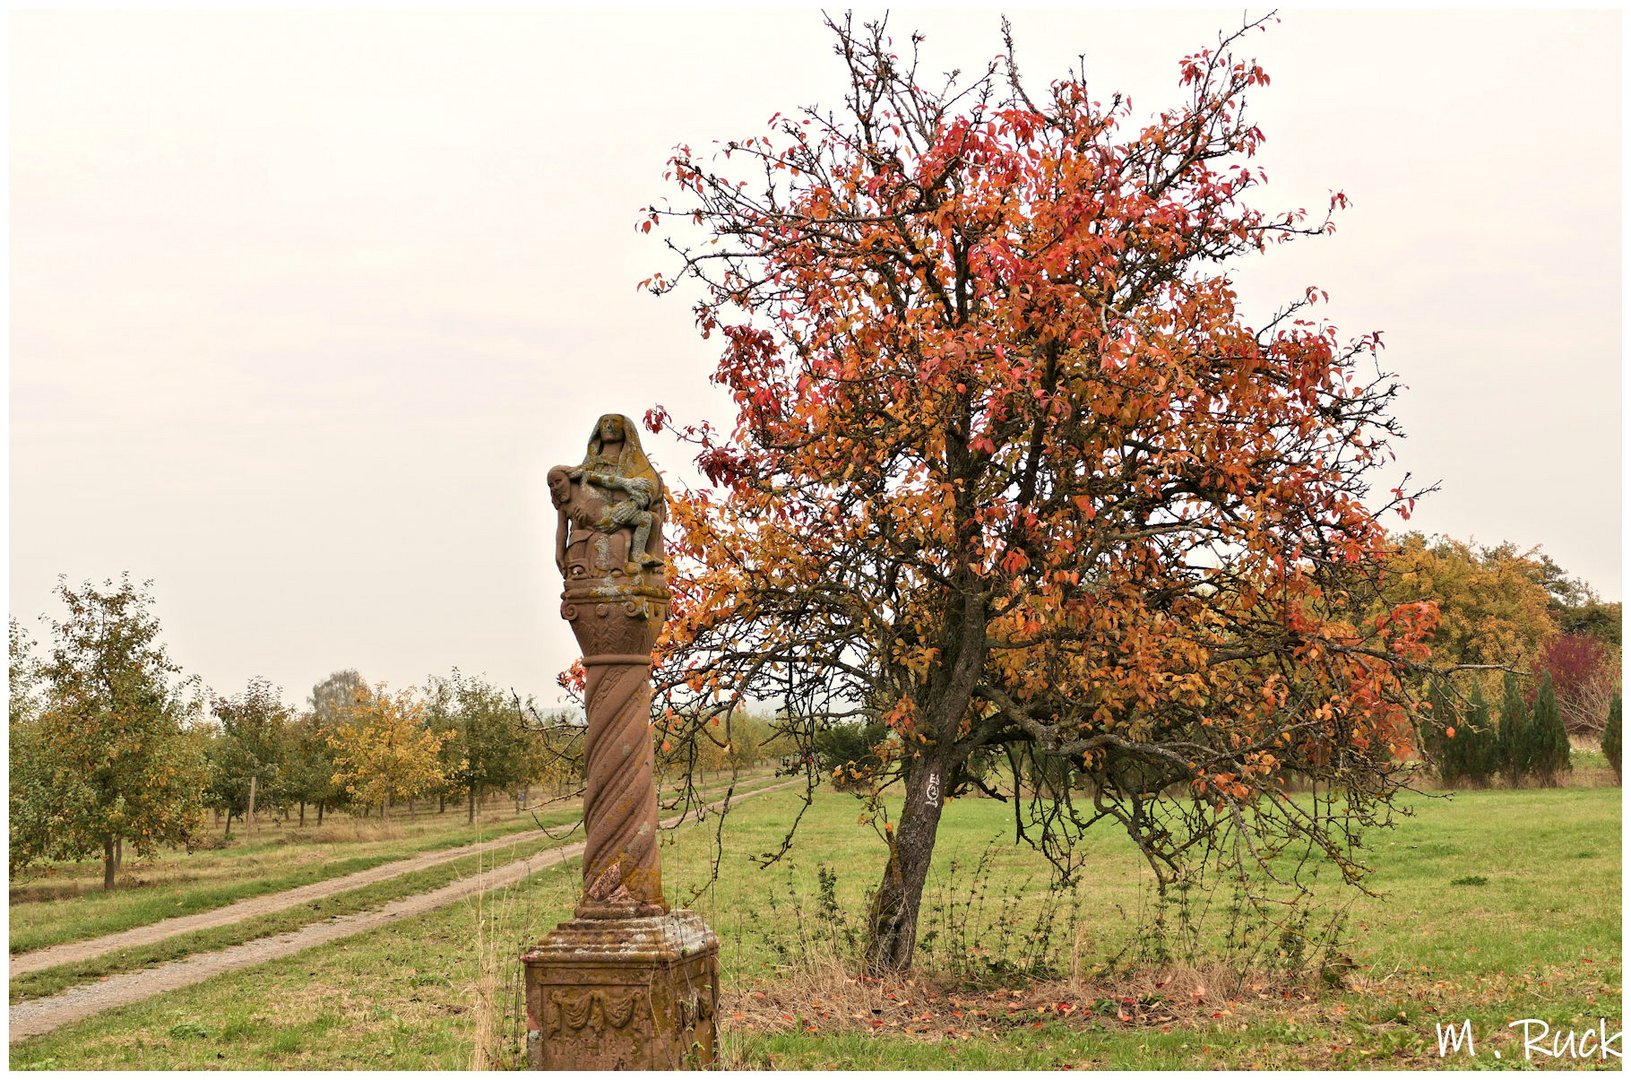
9,778,798,1043
12,774,779,978
11,824,555,977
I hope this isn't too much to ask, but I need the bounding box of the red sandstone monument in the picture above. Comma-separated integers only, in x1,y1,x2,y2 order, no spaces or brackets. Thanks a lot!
521,413,719,1069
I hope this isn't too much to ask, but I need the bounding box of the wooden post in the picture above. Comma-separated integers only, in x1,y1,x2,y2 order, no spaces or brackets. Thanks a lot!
247,775,258,839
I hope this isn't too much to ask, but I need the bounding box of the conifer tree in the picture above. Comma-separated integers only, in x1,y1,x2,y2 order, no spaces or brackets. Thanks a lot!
1600,691,1620,783
1524,673,1570,787
1496,673,1529,787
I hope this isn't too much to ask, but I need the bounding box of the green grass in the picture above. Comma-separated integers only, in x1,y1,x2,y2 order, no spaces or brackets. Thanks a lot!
8,783,1619,1070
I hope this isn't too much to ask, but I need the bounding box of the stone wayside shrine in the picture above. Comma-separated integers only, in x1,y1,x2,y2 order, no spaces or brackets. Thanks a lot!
521,413,719,1070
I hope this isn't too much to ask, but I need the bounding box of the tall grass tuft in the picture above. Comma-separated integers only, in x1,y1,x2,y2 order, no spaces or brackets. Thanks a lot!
468,880,500,1070
464,853,549,1068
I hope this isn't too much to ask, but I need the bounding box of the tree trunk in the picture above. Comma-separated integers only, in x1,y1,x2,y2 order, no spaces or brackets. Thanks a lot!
317,800,325,826
103,836,117,890
468,789,477,825
439,793,446,814
224,811,233,840
864,753,950,973
299,800,306,827
114,837,123,879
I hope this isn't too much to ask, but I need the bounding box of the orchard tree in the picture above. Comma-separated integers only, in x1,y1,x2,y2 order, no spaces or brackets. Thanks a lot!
328,682,448,820
425,669,543,823
643,15,1434,972
23,577,209,888
284,711,347,825
207,677,295,834
286,669,369,824
9,617,54,872
10,617,45,726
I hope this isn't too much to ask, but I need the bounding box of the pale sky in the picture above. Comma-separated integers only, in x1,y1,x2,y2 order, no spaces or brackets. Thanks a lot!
9,8,1622,712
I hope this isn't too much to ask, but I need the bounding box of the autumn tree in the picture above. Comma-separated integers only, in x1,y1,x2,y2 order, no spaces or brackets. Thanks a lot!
1537,633,1620,737
19,577,209,888
286,669,368,823
1381,533,1557,683
643,15,1434,972
328,682,448,820
280,712,342,825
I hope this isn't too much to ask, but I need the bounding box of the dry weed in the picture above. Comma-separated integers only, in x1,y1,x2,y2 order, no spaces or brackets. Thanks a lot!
464,864,552,1068
719,955,1337,1056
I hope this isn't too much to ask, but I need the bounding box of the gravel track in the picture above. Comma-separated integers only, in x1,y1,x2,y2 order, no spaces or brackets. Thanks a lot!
9,778,797,1043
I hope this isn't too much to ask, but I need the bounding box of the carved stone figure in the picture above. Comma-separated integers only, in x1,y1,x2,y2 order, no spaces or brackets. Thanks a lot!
556,413,665,576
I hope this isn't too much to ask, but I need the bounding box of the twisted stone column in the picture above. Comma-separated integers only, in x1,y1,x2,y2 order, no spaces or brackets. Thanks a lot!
576,650,664,917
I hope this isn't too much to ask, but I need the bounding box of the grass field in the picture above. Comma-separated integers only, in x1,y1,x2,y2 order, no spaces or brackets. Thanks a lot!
9,777,1619,1070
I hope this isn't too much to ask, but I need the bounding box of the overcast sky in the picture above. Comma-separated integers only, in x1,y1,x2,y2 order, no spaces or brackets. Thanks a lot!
9,7,1621,711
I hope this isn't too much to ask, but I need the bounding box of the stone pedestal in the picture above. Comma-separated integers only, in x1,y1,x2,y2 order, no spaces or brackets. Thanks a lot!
521,911,719,1070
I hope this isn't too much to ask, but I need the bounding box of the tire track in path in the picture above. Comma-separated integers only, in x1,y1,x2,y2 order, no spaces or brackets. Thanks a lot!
10,778,797,1043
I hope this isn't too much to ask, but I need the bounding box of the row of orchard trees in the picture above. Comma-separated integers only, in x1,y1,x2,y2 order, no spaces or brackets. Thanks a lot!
205,669,574,834
9,576,582,889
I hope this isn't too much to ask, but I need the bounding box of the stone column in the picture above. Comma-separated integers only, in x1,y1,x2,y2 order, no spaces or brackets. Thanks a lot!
522,414,719,1070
